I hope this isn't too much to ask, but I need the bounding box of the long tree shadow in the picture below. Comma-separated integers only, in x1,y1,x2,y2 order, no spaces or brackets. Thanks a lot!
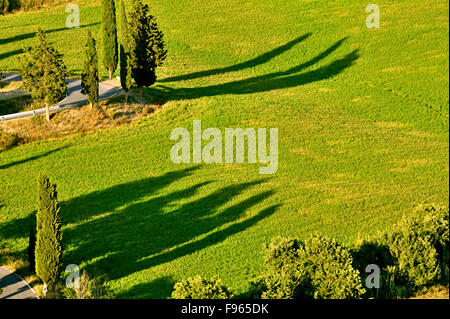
0,146,69,169
0,49,23,62
0,23,100,63
60,166,201,226
160,33,312,83
0,22,100,46
149,38,358,104
62,170,278,285
0,167,199,245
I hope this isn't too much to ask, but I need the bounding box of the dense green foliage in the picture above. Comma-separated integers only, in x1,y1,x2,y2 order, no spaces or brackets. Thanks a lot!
352,204,449,298
128,0,166,93
18,28,68,119
252,235,365,299
172,275,233,299
118,0,133,101
35,173,62,288
385,204,449,288
101,0,118,79
0,0,11,13
81,30,99,108
0,0,448,298
63,271,110,299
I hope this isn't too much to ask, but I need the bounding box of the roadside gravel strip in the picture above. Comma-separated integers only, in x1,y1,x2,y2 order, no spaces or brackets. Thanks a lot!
0,267,39,299
0,73,123,122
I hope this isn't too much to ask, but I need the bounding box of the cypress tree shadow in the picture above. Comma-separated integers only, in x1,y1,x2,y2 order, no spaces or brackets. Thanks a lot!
0,49,23,61
160,33,312,83
0,22,101,46
62,170,278,287
0,145,69,169
0,167,200,244
59,166,201,225
0,23,101,63
148,38,358,104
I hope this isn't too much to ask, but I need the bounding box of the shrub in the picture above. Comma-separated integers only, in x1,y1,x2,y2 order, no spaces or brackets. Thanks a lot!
254,235,365,299
172,275,233,299
251,262,313,299
352,204,449,298
263,236,302,270
0,129,21,150
384,204,449,289
386,232,440,287
302,235,366,299
63,271,110,299
402,204,449,280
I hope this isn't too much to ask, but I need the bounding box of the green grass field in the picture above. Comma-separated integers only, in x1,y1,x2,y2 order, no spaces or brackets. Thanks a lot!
0,0,448,298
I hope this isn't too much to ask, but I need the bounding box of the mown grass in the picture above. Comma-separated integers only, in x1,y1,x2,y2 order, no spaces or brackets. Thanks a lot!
0,0,448,298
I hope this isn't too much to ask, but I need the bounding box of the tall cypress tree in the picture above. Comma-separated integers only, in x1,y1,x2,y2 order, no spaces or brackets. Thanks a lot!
81,30,99,108
19,28,68,121
35,173,62,294
118,0,133,103
101,0,118,80
128,0,167,96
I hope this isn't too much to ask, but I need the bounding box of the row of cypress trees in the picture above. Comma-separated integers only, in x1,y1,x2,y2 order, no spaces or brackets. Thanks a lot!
82,0,167,107
19,0,166,121
22,1,167,296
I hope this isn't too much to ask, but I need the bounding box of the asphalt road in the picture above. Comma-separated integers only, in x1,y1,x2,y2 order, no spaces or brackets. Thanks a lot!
0,267,38,299
0,73,123,122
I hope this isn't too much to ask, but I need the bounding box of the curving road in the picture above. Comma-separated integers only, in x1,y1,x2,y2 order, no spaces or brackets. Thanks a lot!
0,267,38,299
0,73,123,122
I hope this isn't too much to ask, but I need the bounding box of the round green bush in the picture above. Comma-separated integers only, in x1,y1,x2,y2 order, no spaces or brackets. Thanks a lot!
384,204,449,288
172,275,233,299
254,235,365,299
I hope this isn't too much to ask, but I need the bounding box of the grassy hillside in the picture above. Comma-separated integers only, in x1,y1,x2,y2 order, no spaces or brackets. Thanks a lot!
0,0,448,298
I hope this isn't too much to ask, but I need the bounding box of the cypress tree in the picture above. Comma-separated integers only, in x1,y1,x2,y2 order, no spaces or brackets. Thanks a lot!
101,0,119,80
0,0,10,14
118,0,133,103
28,227,36,273
81,30,99,108
19,28,69,121
128,0,167,96
35,173,62,294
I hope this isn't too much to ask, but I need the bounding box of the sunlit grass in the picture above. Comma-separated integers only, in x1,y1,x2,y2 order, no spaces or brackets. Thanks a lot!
0,0,448,298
